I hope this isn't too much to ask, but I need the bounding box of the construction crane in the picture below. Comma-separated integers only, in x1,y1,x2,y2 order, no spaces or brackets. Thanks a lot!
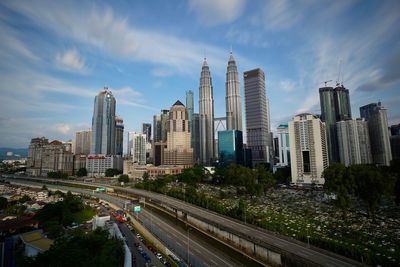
322,80,332,87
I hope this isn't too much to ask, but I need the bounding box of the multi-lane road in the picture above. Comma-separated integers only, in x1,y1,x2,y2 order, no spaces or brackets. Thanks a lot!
6,178,259,267
7,176,364,266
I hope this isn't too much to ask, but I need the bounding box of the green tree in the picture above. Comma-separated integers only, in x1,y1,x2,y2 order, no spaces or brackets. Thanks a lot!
256,165,275,193
0,196,7,210
351,165,384,219
142,172,149,181
76,168,87,177
323,163,355,211
274,167,291,185
18,229,124,267
18,195,32,203
118,174,129,184
105,168,122,177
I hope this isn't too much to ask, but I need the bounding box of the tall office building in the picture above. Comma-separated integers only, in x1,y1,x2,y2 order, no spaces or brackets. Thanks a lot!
225,52,242,131
336,119,372,166
74,130,91,155
319,84,351,163
91,87,116,155
164,101,193,166
142,123,152,143
115,116,124,156
199,58,215,165
160,109,169,142
127,132,147,165
218,130,243,166
289,113,328,185
360,102,392,166
186,90,194,125
243,68,272,166
276,124,290,167
192,113,201,165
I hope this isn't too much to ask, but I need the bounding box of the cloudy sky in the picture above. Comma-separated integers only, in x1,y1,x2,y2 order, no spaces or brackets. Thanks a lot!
0,0,399,149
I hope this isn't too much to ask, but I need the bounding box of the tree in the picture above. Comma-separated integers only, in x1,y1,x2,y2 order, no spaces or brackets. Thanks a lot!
351,165,384,219
274,167,291,185
41,185,48,191
142,172,149,181
18,195,32,203
105,168,122,177
323,164,355,211
76,168,87,177
0,196,7,210
118,174,129,184
256,165,275,193
19,229,124,267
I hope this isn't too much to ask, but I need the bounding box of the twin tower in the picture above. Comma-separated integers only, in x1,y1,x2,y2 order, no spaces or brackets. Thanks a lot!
197,52,242,165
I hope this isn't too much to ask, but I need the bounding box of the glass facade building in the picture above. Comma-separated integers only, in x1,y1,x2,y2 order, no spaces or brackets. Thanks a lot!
218,130,243,166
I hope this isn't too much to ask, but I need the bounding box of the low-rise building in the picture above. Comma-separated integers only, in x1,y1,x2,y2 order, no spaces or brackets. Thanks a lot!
86,155,123,177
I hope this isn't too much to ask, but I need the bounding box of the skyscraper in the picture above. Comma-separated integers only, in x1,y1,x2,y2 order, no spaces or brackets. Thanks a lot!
164,101,193,166
142,123,152,143
288,113,329,185
74,130,91,155
276,124,290,167
127,132,146,165
225,52,242,131
319,84,351,163
218,130,243,166
186,90,194,125
199,58,215,165
243,68,272,166
192,113,201,165
336,119,372,166
360,102,392,166
115,116,124,156
91,87,116,155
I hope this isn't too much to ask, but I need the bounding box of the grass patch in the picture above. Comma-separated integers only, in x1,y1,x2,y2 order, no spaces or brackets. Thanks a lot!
73,207,96,223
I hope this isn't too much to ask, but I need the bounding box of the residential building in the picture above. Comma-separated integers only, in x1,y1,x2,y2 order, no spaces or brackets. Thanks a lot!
276,124,290,167
74,130,91,155
336,119,372,166
243,68,272,167
86,154,123,177
199,58,215,165
225,52,242,131
319,84,351,164
164,101,193,167
73,154,87,173
360,102,392,166
127,132,146,165
288,113,328,185
218,130,243,166
26,138,73,176
91,87,116,155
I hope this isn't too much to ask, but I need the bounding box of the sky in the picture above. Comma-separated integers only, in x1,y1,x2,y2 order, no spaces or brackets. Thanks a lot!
0,0,399,149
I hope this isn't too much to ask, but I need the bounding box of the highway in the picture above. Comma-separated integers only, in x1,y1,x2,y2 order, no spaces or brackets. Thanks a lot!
7,176,364,266
6,178,257,267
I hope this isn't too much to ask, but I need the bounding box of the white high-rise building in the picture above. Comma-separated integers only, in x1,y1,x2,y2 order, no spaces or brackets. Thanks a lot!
199,58,215,165
289,113,329,185
337,119,372,166
127,132,146,165
225,52,242,131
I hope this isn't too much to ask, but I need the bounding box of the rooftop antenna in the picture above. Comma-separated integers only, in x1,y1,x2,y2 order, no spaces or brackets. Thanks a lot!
204,48,207,60
341,62,345,86
230,44,233,54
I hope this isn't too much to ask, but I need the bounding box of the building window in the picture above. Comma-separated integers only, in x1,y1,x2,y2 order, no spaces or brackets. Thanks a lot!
302,151,310,173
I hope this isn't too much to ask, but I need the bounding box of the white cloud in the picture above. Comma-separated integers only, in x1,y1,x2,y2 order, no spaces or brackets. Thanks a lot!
188,0,246,26
2,2,236,76
279,80,295,92
55,48,86,72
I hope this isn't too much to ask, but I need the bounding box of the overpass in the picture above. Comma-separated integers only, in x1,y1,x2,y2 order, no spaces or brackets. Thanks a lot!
7,176,365,267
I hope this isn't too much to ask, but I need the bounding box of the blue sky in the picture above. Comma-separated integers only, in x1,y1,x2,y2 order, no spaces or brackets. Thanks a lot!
0,0,399,148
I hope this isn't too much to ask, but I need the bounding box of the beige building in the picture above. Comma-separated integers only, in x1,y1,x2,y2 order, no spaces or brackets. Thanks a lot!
27,138,74,176
74,130,91,155
288,113,328,185
123,160,183,179
164,101,193,167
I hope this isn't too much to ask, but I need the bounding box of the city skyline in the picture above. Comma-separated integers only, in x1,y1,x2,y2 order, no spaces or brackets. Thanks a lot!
1,0,399,148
